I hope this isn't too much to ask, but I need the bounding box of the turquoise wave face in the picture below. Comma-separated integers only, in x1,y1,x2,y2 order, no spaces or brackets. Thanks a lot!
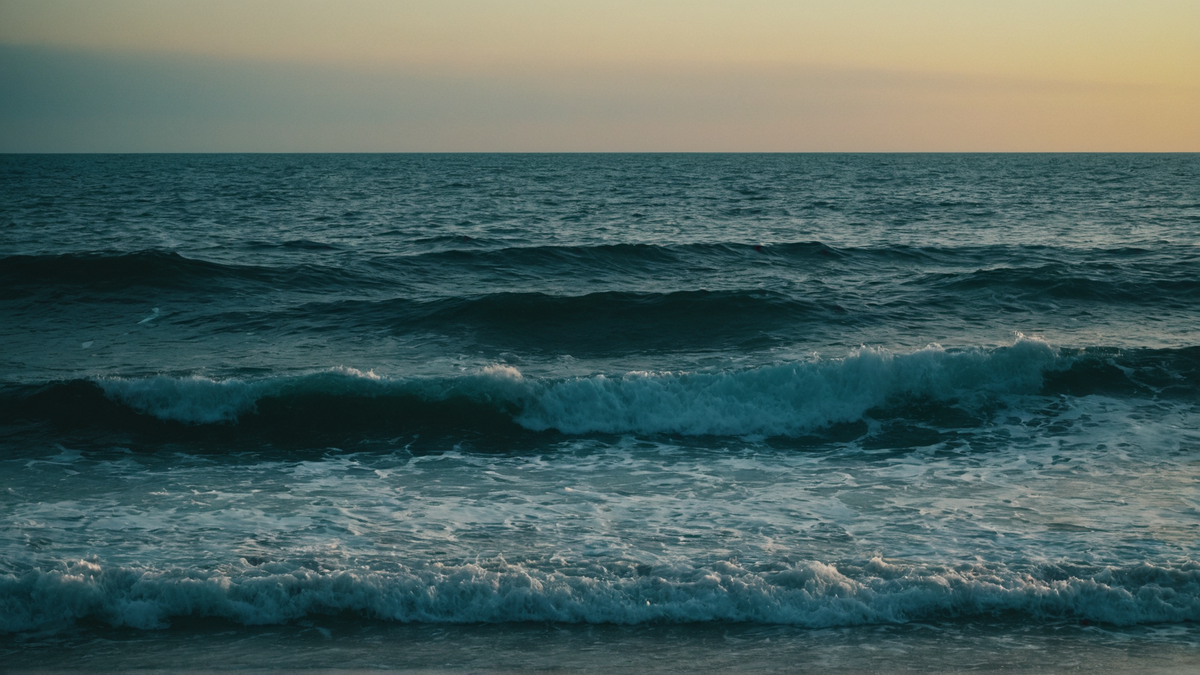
4,340,1196,446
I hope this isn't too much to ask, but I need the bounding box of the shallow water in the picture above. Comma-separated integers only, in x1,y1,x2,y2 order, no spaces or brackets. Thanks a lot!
5,621,1200,674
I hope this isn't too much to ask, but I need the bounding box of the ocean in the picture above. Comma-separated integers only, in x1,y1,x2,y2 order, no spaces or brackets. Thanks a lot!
1,153,1198,672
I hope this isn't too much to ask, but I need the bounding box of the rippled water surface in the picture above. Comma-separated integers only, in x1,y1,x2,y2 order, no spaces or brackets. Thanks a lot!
1,154,1198,671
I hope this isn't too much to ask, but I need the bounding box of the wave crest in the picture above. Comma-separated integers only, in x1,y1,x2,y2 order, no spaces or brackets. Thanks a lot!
87,339,1056,435
8,339,1196,442
3,556,1197,633
518,338,1056,435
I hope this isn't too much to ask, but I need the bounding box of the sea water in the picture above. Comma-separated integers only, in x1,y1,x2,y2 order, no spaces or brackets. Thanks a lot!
1,154,1198,672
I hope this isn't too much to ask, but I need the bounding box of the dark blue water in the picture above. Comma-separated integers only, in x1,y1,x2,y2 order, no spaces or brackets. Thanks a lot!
2,154,1199,671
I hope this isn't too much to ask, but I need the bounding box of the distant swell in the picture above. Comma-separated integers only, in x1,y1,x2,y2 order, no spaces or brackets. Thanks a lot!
293,290,832,352
2,557,1197,633
0,251,262,287
0,250,362,295
928,263,1200,302
5,245,1198,306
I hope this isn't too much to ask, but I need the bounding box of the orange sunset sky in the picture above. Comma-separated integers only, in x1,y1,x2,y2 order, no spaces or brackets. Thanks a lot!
1,0,1197,151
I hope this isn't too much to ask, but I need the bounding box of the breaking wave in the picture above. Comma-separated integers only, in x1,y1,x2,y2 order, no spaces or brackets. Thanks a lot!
2,556,1197,633
5,338,1195,442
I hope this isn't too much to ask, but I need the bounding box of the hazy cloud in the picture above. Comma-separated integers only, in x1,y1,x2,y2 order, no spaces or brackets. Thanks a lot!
2,45,1197,152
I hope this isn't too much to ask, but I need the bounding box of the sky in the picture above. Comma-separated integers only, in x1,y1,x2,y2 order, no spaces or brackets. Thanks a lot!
1,0,1197,151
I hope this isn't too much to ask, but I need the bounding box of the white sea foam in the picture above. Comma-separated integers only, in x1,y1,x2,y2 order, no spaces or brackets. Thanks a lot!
2,556,1196,633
